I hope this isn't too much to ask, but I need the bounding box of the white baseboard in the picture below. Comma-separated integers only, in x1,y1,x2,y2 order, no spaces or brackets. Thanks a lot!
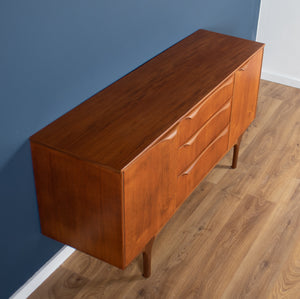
261,70,300,89
10,246,75,299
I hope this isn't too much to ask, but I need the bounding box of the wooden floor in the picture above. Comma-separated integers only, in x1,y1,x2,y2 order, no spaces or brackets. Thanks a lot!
30,80,300,299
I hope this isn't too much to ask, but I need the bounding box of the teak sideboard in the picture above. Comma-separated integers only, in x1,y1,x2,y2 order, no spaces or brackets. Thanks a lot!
30,30,264,277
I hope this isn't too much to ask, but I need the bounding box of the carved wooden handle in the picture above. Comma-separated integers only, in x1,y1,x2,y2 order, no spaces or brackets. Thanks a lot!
239,62,249,72
218,100,231,113
222,76,234,87
185,105,201,120
181,160,197,176
182,132,199,147
160,127,177,143
185,77,233,120
182,101,231,148
180,127,229,176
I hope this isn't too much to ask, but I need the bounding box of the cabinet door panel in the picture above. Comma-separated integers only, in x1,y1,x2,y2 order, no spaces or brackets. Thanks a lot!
123,128,177,266
229,50,263,147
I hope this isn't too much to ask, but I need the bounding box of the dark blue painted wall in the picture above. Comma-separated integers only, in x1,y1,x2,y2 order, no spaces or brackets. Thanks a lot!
0,0,261,297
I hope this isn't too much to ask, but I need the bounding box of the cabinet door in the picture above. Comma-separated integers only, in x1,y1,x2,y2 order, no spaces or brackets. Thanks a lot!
229,50,263,147
123,127,177,266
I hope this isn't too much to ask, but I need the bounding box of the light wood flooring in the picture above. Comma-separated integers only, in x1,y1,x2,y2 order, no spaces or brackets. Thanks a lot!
29,80,300,299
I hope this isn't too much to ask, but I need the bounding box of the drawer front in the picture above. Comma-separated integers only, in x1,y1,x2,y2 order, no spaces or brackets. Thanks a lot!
176,126,229,207
178,75,233,145
177,100,231,175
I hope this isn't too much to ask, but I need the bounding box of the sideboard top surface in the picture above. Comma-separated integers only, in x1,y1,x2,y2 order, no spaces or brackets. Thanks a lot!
30,29,264,171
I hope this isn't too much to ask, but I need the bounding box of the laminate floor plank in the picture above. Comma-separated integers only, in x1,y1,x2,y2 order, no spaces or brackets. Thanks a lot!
174,194,274,299
29,80,300,299
221,182,300,299
267,227,300,299
241,99,300,169
258,80,300,101
29,267,90,299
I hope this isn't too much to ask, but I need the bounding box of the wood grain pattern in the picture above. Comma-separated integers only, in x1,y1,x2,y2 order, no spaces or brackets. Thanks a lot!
267,228,300,298
176,126,229,206
222,182,300,299
229,49,264,148
29,80,300,299
30,30,264,279
123,128,177,265
177,75,233,146
31,143,124,268
178,99,231,175
30,30,263,171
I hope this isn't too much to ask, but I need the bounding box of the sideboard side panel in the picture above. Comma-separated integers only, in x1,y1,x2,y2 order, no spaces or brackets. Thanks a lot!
229,49,263,147
123,129,177,266
30,142,124,268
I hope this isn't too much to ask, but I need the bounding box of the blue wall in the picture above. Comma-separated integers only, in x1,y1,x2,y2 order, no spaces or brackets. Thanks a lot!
0,0,261,297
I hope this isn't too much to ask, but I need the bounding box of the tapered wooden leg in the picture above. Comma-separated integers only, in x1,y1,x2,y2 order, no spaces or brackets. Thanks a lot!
143,237,155,278
232,135,243,169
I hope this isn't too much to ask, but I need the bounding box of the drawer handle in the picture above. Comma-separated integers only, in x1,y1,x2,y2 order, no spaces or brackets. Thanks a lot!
221,76,234,88
218,99,231,113
181,157,199,176
182,100,231,148
185,76,233,121
180,126,229,177
183,133,199,147
185,105,202,120
160,127,178,143
239,62,249,72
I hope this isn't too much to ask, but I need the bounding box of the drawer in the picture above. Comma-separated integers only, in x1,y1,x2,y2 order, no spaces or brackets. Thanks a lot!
176,126,229,207
178,75,233,145
177,100,231,175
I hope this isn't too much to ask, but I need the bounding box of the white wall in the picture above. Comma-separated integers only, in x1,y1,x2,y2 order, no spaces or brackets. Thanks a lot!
257,0,300,88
